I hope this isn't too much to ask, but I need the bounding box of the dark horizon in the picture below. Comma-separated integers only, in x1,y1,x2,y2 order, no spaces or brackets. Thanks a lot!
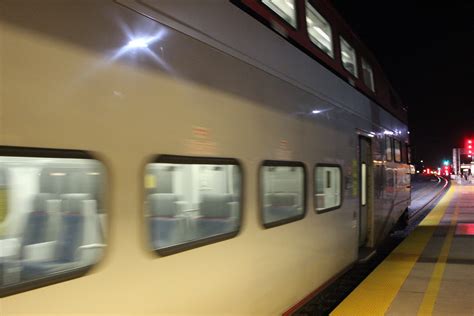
331,0,474,168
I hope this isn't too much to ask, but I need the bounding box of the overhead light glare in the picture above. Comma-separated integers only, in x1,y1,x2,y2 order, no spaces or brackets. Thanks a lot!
127,38,149,48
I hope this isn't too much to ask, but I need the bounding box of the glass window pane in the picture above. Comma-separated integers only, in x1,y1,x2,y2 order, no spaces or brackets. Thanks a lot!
394,140,402,162
306,1,333,57
261,163,305,226
315,165,341,212
362,58,375,92
407,144,411,163
145,158,241,252
0,155,106,289
340,37,357,77
262,0,297,27
385,137,393,161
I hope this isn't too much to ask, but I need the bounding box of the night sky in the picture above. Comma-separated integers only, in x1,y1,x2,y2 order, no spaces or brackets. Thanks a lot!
331,0,474,168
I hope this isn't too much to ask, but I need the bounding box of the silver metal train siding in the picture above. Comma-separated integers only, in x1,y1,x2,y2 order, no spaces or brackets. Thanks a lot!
0,1,410,314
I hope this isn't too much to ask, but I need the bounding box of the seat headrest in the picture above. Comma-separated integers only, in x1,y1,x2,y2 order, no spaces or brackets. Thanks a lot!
33,193,58,212
269,193,297,207
199,193,234,218
61,193,92,213
148,193,179,217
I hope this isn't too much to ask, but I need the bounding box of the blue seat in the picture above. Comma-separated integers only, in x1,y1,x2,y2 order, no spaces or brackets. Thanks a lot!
21,194,91,281
264,193,300,222
148,193,185,249
196,193,237,238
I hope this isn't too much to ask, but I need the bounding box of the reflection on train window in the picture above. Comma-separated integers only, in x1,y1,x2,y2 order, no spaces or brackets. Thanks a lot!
340,37,357,77
394,140,402,162
362,58,375,92
145,156,241,254
261,161,305,228
306,1,333,57
262,0,297,27
0,154,106,292
406,144,411,163
385,136,393,161
315,165,342,212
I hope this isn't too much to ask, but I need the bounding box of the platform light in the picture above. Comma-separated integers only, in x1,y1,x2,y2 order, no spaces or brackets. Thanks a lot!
312,109,321,114
384,130,394,135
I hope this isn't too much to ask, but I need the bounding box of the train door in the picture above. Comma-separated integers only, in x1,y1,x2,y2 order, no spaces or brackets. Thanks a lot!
359,136,372,247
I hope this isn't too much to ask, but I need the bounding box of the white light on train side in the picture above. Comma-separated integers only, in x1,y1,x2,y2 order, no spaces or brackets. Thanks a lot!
127,38,150,48
384,130,394,135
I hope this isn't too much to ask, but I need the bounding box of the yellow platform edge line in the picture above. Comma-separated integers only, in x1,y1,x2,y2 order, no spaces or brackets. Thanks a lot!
416,195,460,315
330,186,456,316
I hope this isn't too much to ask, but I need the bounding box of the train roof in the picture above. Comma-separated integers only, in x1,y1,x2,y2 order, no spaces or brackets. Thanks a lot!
232,0,407,123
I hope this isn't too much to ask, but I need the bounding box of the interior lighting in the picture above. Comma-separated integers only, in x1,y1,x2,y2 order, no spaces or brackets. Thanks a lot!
314,27,330,42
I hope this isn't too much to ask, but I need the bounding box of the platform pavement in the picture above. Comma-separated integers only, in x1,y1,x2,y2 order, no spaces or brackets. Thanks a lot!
330,183,474,316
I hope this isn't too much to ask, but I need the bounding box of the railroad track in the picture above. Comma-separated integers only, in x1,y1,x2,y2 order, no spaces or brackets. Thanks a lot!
409,176,449,223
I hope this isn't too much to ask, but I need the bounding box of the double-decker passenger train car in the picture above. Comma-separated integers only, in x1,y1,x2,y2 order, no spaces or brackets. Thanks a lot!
0,0,411,314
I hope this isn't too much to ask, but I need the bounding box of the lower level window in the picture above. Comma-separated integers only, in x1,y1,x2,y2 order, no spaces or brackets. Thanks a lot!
260,161,306,227
145,156,242,255
315,165,342,212
0,147,106,296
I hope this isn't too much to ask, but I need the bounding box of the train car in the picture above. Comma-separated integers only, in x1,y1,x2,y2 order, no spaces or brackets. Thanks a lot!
0,0,411,314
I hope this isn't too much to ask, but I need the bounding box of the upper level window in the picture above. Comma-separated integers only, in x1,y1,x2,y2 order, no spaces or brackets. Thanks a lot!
0,147,106,296
260,161,305,228
362,58,375,92
340,37,357,77
145,156,241,255
306,1,333,57
315,165,342,212
262,0,297,28
394,140,402,162
385,136,393,161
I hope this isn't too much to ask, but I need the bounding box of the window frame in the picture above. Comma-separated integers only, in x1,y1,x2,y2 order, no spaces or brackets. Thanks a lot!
259,160,307,229
339,36,358,78
305,0,334,58
0,145,106,298
261,0,299,29
385,136,393,162
145,154,244,256
314,163,343,214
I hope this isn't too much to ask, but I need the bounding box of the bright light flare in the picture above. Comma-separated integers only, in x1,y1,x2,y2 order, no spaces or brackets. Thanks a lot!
127,38,150,48
312,110,322,114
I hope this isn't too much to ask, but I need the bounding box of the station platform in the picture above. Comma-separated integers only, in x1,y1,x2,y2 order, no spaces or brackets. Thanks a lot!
331,183,474,315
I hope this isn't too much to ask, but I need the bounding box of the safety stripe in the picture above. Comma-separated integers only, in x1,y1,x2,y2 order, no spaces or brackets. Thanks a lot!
330,186,455,316
416,200,460,315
